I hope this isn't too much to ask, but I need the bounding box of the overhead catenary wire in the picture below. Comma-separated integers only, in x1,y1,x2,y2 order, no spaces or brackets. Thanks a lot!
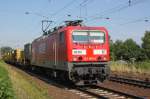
79,0,92,20
92,15,150,28
79,0,92,6
26,0,77,33
52,0,93,26
25,11,49,19
86,0,149,23
51,0,77,17
47,0,79,27
119,16,150,25
79,0,95,19
53,0,124,27
50,0,149,28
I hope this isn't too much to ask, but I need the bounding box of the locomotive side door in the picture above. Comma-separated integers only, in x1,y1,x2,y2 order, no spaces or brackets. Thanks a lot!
53,39,57,66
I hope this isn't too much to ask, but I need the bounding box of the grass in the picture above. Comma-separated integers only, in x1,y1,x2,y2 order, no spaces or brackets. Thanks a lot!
0,60,51,99
134,61,150,71
110,61,150,75
0,60,14,99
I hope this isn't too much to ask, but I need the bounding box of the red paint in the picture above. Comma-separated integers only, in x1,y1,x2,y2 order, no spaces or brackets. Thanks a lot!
31,25,110,65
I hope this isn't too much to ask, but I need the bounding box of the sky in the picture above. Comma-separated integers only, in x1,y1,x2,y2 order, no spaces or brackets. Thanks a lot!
0,0,150,49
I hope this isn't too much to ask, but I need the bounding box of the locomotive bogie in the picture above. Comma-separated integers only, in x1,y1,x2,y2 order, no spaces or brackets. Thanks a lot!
67,62,110,85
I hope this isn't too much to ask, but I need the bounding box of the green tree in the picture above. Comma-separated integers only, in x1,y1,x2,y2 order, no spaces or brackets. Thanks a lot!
0,46,12,56
109,36,116,60
123,39,142,61
142,31,150,59
113,40,126,60
113,39,144,61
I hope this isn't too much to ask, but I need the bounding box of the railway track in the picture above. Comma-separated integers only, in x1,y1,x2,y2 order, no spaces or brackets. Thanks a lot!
109,75,150,88
24,67,145,99
71,85,145,99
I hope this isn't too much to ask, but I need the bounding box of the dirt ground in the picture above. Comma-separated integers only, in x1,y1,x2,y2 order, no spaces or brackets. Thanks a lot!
99,80,150,99
103,71,150,98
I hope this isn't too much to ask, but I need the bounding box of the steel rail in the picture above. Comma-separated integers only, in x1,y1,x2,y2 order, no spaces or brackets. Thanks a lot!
109,75,150,88
91,86,145,99
75,85,145,99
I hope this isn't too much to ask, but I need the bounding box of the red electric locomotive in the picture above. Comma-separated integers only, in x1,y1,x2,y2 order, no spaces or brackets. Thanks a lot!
29,20,110,85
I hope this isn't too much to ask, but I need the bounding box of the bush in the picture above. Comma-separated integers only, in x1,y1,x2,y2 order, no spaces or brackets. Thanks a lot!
110,61,150,74
135,61,150,70
0,62,14,99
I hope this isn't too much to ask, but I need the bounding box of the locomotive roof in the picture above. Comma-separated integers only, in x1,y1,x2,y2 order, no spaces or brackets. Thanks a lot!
32,20,107,42
33,26,107,42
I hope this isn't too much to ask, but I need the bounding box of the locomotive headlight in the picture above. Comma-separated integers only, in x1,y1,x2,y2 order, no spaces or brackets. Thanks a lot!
103,57,107,60
73,57,77,61
73,56,83,61
72,49,86,55
93,49,107,55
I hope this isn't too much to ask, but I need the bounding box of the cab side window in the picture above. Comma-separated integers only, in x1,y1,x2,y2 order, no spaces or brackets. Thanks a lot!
59,32,65,43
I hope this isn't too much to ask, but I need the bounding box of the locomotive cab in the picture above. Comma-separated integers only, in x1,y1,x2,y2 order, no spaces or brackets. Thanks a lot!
71,30,109,62
67,26,110,85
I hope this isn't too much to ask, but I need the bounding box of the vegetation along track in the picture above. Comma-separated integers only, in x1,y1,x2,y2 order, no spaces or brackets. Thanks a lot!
109,75,150,88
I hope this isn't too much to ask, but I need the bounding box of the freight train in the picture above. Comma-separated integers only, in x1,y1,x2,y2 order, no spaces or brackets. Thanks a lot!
4,20,110,85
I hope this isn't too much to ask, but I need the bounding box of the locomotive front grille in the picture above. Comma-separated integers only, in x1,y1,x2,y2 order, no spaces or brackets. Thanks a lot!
73,63,106,67
70,62,108,82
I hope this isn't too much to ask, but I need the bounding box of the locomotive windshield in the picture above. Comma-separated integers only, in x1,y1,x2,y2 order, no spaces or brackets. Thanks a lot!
72,31,105,43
